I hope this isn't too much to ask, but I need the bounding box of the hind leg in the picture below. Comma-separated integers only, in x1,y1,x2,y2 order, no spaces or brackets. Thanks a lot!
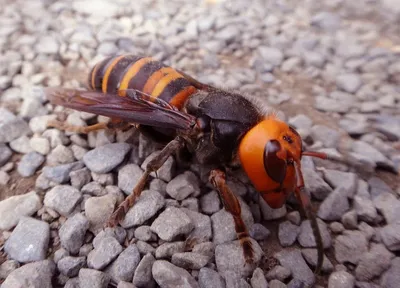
209,169,254,263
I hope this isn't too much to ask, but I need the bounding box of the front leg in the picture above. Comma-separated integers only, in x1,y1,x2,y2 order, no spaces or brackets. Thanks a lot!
209,169,254,264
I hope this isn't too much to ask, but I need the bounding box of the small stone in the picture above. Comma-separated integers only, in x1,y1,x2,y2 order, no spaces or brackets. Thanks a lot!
335,230,368,264
4,217,50,263
181,198,199,212
44,185,82,216
17,152,45,177
336,74,362,93
0,118,31,144
106,244,141,283
87,237,123,270
59,213,89,254
42,161,84,184
355,243,393,281
10,136,33,154
152,260,199,288
311,11,341,31
36,35,59,54
118,164,144,195
200,190,221,215
57,256,86,277
381,257,400,288
85,194,116,234
358,222,375,241
65,277,80,288
83,143,131,173
121,190,165,228
0,260,20,279
328,271,355,288
155,242,185,259
117,282,136,288
341,210,358,229
301,249,333,273
172,252,210,270
258,46,284,66
79,268,110,288
93,227,126,247
249,223,271,240
251,267,268,288
192,242,215,259
30,136,51,155
82,181,106,196
2,260,55,288
279,221,300,247
54,248,69,264
136,240,155,255
322,169,357,198
275,249,314,287
0,144,12,166
181,208,212,242
287,211,301,226
132,253,156,287
91,172,113,186
0,191,42,230
149,178,167,195
48,145,75,165
141,151,175,182
266,266,291,282
302,168,333,200
70,167,92,189
318,187,350,221
354,196,377,223
199,267,226,288
373,193,400,224
215,239,263,277
150,207,194,241
260,196,287,220
269,280,286,288
380,222,400,251
135,226,153,242
166,171,200,201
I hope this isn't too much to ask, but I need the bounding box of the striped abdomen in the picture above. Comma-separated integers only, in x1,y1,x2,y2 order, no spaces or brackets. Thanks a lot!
88,55,198,110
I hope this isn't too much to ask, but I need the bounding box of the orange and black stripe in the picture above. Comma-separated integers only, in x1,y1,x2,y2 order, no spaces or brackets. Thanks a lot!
88,54,198,110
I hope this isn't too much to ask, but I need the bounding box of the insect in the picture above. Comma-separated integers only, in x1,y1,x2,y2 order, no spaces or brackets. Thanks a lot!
45,54,329,274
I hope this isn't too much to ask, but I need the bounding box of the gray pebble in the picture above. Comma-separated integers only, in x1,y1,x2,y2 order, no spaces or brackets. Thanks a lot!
192,241,215,259
44,185,82,216
79,268,110,288
85,194,116,234
57,256,86,277
133,253,156,287
181,208,212,242
118,164,144,195
106,244,141,283
0,260,20,279
250,223,271,241
42,161,84,184
70,167,92,189
380,222,400,251
373,192,400,224
381,257,400,288
323,169,357,199
166,171,200,201
152,260,199,288
48,145,75,165
199,267,226,288
0,118,31,144
17,151,45,177
83,143,131,173
354,196,377,223
135,226,153,242
259,195,287,220
79,244,94,257
65,277,80,288
2,260,55,288
117,282,136,288
266,265,291,282
269,280,287,288
54,248,69,264
4,216,50,263
172,252,210,270
150,207,194,241
93,227,126,247
302,168,333,200
279,221,300,247
275,249,315,287
200,190,221,215
328,271,355,288
59,213,89,254
355,243,393,281
10,135,33,154
215,239,263,277
335,230,368,264
82,181,106,196
0,191,42,230
0,144,12,166
87,237,123,270
181,197,199,212
121,190,165,228
369,177,393,199
258,46,284,66
336,73,362,93
136,240,156,255
311,11,341,31
301,249,333,273
155,241,186,259
149,178,167,196
251,267,268,288
91,172,114,186
318,187,350,221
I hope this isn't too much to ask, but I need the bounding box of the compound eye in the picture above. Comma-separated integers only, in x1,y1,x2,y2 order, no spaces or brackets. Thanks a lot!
263,140,287,184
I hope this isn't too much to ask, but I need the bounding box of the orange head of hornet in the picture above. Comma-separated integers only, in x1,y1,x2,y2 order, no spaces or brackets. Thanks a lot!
238,115,326,208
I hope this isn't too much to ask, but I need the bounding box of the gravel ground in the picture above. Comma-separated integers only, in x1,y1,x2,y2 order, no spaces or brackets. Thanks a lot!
0,0,400,287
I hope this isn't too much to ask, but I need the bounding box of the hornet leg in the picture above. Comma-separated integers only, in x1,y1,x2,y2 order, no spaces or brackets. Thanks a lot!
47,118,131,134
209,169,254,264
107,136,185,227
